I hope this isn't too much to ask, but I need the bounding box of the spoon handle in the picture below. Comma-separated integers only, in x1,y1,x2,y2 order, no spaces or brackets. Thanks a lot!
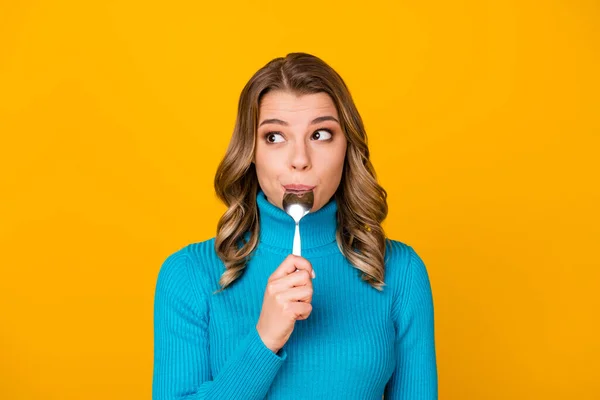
292,222,301,256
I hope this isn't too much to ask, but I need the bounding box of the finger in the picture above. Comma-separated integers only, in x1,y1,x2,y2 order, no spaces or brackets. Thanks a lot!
274,268,313,289
288,255,315,278
288,301,313,320
279,286,313,303
293,267,316,279
269,255,313,281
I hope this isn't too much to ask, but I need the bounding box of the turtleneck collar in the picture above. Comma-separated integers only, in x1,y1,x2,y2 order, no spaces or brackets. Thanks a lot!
253,188,339,254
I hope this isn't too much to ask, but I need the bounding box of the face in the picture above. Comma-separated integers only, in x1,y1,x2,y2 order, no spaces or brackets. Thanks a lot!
253,90,348,212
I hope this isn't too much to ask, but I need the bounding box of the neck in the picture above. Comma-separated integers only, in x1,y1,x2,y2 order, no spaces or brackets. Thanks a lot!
253,188,338,254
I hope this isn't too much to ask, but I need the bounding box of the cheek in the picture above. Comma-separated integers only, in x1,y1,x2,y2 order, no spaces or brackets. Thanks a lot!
330,147,347,182
328,144,347,170
254,144,271,168
318,154,345,183
255,149,283,180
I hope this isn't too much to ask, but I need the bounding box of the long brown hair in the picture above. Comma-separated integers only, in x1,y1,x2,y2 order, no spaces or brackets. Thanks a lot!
213,52,388,294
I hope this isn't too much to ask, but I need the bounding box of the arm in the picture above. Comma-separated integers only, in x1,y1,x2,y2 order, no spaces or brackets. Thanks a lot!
384,246,438,399
152,249,286,399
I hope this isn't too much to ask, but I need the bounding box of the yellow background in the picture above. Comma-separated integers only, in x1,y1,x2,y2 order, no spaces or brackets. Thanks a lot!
1,0,598,398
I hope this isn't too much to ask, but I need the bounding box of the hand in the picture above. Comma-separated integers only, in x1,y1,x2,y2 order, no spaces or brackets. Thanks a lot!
256,254,315,353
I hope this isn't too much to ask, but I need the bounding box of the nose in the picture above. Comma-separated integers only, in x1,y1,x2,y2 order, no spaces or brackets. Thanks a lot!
290,140,310,171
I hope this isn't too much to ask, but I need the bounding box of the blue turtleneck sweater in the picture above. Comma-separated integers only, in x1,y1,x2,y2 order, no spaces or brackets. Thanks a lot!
152,189,438,399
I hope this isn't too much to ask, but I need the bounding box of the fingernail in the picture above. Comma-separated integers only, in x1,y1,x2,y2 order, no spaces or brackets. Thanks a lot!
312,270,316,279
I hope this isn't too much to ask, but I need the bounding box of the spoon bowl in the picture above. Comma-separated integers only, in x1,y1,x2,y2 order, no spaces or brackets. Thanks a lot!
283,191,314,222
282,190,314,256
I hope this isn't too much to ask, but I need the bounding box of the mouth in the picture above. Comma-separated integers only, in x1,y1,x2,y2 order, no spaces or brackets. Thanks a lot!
283,184,316,193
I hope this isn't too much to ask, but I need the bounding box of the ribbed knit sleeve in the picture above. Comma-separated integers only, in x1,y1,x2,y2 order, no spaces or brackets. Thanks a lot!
152,249,287,400
384,246,438,399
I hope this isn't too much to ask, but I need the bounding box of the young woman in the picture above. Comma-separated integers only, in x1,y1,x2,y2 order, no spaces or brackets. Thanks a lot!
153,52,438,399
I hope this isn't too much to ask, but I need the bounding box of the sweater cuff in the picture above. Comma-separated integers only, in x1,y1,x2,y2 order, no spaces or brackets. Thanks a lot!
246,325,288,362
208,325,287,398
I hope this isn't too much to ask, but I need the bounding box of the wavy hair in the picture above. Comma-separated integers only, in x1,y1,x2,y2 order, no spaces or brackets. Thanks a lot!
212,52,388,294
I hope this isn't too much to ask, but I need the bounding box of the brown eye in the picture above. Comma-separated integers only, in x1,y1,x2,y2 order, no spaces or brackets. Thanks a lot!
312,129,333,141
265,132,284,144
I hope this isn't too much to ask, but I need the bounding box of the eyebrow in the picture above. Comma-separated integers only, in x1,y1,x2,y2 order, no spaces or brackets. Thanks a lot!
258,115,340,127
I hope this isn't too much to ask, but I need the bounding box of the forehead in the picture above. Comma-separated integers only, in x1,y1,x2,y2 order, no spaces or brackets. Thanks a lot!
258,91,338,119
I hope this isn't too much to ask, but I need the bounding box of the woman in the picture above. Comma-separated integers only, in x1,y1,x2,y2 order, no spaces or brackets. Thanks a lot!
152,52,438,399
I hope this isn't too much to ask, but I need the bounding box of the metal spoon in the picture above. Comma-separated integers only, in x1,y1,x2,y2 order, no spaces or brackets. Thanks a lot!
282,190,314,257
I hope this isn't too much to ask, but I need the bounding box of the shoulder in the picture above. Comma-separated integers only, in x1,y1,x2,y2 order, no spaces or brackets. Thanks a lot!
384,237,425,279
156,237,221,296
384,238,414,264
384,238,433,307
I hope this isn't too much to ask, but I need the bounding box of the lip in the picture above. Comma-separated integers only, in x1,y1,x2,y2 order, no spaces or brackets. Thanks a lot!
283,184,316,191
